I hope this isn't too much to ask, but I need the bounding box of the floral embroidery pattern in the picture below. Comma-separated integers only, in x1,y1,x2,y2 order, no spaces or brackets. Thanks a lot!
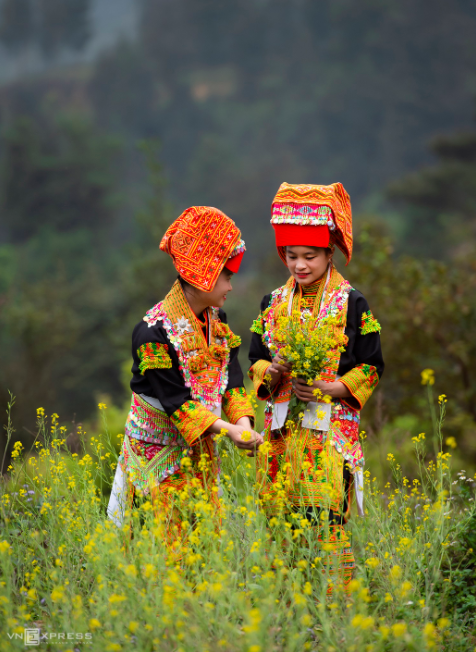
260,281,294,352
360,310,381,335
137,342,172,374
125,393,185,446
120,434,189,494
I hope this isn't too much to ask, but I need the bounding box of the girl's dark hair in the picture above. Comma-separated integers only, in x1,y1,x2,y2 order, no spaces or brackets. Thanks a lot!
178,275,198,294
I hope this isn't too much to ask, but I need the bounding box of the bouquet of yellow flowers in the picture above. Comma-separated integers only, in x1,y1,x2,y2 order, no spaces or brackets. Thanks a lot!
270,309,346,422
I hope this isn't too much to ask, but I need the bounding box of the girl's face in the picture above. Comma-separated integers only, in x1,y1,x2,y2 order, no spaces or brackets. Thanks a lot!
285,246,332,285
199,268,234,308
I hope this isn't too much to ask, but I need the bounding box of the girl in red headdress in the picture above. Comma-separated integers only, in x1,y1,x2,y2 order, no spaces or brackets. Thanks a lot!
248,183,384,592
108,206,262,548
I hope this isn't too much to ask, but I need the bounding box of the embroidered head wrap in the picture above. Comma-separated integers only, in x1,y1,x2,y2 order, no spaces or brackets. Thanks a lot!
271,182,353,265
160,206,245,291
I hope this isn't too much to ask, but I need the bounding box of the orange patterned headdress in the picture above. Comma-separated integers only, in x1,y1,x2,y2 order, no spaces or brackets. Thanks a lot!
160,206,245,291
271,182,353,265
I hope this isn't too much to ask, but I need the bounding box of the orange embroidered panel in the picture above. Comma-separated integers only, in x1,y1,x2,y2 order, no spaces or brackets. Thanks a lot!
271,183,353,264
160,206,241,291
274,372,293,404
256,427,347,515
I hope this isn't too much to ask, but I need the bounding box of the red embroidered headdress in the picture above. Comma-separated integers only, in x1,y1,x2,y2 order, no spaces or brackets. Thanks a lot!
271,182,353,265
160,206,245,291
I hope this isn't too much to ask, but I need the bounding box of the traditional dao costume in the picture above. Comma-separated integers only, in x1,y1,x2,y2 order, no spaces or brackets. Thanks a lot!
108,206,254,544
249,183,384,590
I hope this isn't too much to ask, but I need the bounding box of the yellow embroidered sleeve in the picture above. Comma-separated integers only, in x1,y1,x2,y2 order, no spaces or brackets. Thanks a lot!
222,387,255,424
137,343,172,374
248,360,273,399
339,364,380,410
170,400,219,446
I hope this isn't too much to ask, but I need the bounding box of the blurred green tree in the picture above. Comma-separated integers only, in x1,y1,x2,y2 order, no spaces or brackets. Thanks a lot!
0,111,119,243
347,223,476,466
388,127,476,258
0,133,177,468
0,110,123,454
117,140,177,321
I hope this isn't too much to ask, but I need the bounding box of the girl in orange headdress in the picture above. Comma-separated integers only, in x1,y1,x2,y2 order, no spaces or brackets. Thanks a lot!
248,183,384,592
108,206,262,549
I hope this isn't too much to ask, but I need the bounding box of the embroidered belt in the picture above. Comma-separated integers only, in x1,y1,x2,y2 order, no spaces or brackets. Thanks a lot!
125,393,188,447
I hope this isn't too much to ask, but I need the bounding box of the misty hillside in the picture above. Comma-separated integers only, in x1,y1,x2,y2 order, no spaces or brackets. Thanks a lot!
0,0,137,83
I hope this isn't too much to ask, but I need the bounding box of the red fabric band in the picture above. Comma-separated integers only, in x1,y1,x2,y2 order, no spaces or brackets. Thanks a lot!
273,224,330,248
224,251,244,273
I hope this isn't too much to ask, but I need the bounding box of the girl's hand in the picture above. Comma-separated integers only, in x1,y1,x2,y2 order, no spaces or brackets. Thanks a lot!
207,417,263,456
227,426,264,457
267,352,293,388
293,378,351,402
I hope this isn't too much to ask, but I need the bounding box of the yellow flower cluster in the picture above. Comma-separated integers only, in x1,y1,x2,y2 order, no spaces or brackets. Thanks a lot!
421,368,435,386
272,310,344,380
270,310,344,419
10,441,24,459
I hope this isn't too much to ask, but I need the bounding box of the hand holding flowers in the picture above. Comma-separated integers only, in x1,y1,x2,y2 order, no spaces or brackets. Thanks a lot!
267,351,293,387
268,309,346,421
228,425,263,457
208,418,263,456
293,378,351,402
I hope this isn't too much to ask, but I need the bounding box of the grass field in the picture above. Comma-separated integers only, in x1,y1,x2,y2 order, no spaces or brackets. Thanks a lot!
1,385,475,652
